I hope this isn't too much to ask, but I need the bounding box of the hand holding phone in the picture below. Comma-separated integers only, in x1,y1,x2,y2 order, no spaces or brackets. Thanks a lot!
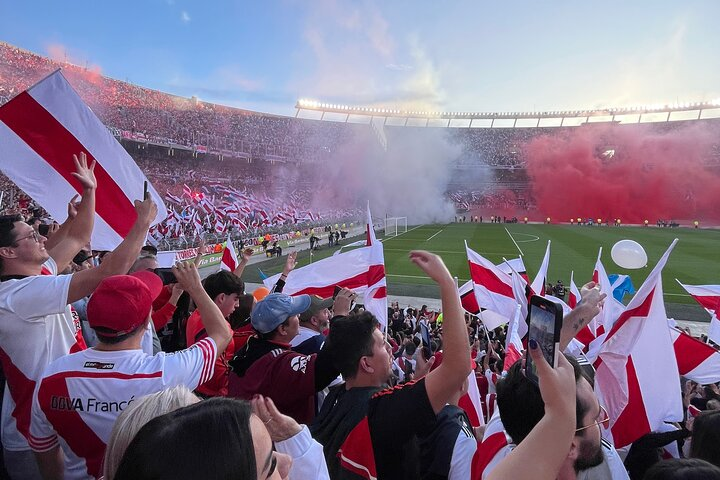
525,295,563,385
154,267,177,285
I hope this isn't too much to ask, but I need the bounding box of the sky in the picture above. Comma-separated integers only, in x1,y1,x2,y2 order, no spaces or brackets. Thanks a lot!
2,0,720,117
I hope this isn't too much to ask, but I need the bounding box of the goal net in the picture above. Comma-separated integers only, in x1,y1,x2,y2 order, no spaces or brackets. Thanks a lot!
384,217,408,237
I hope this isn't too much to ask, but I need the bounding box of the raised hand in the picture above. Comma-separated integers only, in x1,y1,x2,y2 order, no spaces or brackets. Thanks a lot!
333,287,357,317
67,194,80,219
133,197,158,227
409,250,452,285
171,261,202,294
251,394,302,442
282,250,297,275
70,152,97,190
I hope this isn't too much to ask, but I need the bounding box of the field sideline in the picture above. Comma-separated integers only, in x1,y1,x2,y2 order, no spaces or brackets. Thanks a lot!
246,223,720,321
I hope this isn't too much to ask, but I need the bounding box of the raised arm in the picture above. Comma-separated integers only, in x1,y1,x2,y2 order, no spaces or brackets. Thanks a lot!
232,247,256,278
410,250,471,413
66,198,157,303
559,281,606,350
47,152,96,271
173,261,231,355
488,344,576,480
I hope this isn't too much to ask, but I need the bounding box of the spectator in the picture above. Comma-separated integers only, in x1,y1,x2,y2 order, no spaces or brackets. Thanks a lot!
642,458,720,480
311,251,471,479
228,292,342,424
113,396,329,480
291,295,333,355
0,157,156,480
103,386,200,480
184,270,244,398
29,262,231,480
690,410,720,468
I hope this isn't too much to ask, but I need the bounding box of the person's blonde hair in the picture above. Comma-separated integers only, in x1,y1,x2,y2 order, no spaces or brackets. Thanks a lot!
103,385,199,480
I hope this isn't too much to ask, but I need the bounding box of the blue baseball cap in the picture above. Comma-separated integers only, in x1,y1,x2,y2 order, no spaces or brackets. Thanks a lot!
251,293,312,334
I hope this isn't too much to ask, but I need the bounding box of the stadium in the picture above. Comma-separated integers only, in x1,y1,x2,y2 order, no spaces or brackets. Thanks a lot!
2,11,720,478
1,42,719,320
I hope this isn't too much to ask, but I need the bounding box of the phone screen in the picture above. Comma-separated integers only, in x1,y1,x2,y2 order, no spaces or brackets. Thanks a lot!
525,299,560,385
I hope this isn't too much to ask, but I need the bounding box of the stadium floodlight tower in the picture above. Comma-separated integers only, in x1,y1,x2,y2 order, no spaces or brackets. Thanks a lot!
384,215,408,237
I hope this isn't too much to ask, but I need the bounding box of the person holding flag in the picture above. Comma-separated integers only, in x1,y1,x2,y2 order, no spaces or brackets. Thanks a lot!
0,154,158,480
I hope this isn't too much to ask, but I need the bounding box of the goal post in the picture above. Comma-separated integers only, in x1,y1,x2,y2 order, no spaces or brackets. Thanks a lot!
384,216,408,237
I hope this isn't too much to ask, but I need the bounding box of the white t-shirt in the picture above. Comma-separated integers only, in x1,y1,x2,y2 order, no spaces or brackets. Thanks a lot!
0,258,86,450
29,338,217,480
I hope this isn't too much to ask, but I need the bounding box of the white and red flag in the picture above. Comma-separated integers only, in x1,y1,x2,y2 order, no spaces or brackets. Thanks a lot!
264,203,388,328
0,71,166,250
568,271,582,309
220,236,239,273
669,325,720,384
530,240,551,296
465,243,516,330
585,250,626,362
503,304,524,372
675,281,720,345
594,240,683,449
459,280,510,331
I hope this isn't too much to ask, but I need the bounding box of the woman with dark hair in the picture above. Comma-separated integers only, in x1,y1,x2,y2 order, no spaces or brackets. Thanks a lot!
690,410,720,468
642,458,720,480
114,396,328,480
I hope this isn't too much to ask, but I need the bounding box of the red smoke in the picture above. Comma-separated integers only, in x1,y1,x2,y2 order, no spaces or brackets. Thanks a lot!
524,122,720,223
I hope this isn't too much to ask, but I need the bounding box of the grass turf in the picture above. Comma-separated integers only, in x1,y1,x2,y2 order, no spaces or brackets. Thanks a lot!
244,223,720,322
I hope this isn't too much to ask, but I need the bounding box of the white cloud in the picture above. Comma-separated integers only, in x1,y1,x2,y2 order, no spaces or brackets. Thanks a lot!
181,11,191,23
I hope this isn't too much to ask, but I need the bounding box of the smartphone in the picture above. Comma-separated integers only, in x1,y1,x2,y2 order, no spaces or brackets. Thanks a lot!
143,181,149,200
688,405,701,418
525,295,563,385
154,267,177,285
333,285,342,300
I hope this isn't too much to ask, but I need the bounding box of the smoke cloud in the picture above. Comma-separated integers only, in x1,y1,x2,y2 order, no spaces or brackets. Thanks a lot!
524,122,720,223
297,125,458,225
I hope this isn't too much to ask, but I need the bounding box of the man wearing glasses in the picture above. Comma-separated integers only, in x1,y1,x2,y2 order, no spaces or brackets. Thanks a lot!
0,152,157,480
495,355,626,480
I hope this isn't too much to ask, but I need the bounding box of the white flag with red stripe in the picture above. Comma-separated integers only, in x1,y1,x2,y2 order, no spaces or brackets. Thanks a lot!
458,370,485,428
466,243,515,330
473,408,512,479
585,251,626,362
503,304,524,372
669,325,720,384
530,240,551,296
568,271,581,309
675,281,720,345
220,236,239,272
0,71,166,250
594,239,683,449
264,203,387,328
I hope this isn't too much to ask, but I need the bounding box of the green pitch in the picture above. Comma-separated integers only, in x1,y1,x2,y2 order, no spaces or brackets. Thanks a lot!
247,223,720,321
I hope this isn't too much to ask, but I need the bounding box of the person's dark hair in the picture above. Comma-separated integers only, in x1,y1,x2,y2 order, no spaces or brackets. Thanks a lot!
228,293,255,330
497,354,589,445
202,270,245,301
114,398,256,480
324,312,379,379
690,410,720,468
643,458,720,480
0,215,25,272
94,323,146,345
404,342,416,356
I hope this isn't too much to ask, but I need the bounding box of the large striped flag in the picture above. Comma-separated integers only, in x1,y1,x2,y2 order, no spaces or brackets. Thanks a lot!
669,325,720,384
220,236,239,273
263,203,388,328
466,243,516,330
594,240,683,449
675,281,720,345
530,240,551,296
0,70,166,250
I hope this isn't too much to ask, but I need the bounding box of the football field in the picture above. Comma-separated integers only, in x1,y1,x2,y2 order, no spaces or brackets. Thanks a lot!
248,222,720,321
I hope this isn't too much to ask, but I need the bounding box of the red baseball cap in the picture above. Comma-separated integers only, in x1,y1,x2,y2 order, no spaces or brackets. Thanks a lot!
87,270,163,338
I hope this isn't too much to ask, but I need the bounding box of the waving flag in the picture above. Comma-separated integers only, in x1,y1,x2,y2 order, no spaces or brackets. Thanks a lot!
675,281,720,345
466,243,515,329
0,70,166,250
568,271,582,309
220,236,239,272
264,203,388,328
503,305,524,371
594,240,683,449
530,240,551,296
669,325,720,384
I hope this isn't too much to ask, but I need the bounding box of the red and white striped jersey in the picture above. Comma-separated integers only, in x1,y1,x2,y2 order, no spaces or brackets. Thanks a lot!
30,338,216,480
0,258,86,450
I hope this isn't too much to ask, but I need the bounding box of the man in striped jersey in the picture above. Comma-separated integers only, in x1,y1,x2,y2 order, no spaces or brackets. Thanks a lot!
29,262,231,480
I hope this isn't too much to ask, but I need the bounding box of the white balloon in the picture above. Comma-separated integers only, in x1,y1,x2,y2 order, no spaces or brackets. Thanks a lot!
611,240,648,269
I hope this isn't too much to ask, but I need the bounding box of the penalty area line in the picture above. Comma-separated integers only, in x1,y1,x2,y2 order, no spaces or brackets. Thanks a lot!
426,229,444,242
505,228,525,256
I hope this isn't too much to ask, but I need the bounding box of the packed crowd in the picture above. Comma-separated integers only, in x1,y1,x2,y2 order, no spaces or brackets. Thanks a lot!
0,156,717,480
0,43,365,164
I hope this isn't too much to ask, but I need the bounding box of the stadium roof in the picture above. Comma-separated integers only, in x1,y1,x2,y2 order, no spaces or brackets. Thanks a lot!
296,97,720,125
